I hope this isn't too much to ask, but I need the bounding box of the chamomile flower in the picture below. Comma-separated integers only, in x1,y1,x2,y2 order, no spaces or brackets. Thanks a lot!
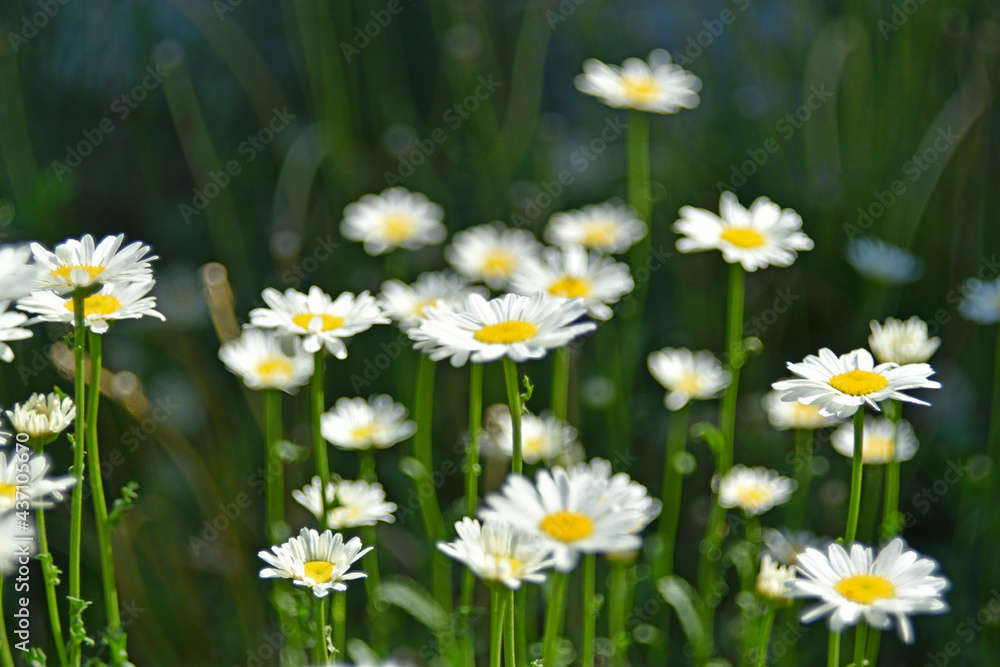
509,245,633,321
341,188,447,256
574,49,702,114
714,465,796,516
771,348,941,419
219,328,313,393
444,223,543,290
0,450,75,511
321,395,416,451
291,476,337,522
479,464,646,572
6,393,75,444
958,276,1000,324
0,301,32,363
787,538,950,643
378,271,484,330
571,459,662,533
762,528,823,566
327,480,397,529
18,281,165,334
846,237,924,285
673,192,814,272
647,348,731,411
757,554,796,602
830,417,918,465
30,233,157,292
249,287,389,358
408,292,596,367
869,317,940,364
762,389,841,430
0,245,40,301
438,517,555,590
489,410,579,465
1,512,33,574
258,527,370,598
544,201,647,254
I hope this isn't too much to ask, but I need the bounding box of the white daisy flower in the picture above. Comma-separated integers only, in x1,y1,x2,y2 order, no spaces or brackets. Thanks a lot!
489,410,579,465
714,465,796,516
869,317,940,365
0,450,76,511
787,538,950,643
321,395,416,451
762,389,842,431
341,188,446,256
327,660,415,667
958,277,1000,324
570,458,662,533
378,271,484,330
249,287,389,359
218,328,314,393
6,393,75,443
18,280,165,334
830,417,918,465
291,476,337,522
757,554,796,602
479,464,646,572
444,223,543,290
30,233,157,293
509,245,634,321
673,192,814,272
408,292,596,367
762,528,823,567
771,348,941,420
327,480,397,529
846,237,924,285
544,201,647,254
573,49,702,114
0,301,32,363
0,512,33,575
438,517,555,590
258,527,371,598
647,347,731,411
0,245,41,301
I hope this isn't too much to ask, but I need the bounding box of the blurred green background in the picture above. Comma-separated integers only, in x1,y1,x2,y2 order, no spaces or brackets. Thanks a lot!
1,0,998,664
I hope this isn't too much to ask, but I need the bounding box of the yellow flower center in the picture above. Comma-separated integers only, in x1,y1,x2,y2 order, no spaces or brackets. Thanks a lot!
864,435,896,463
548,276,591,299
676,372,704,396
303,560,335,584
792,402,823,425
828,370,889,396
493,555,524,576
474,320,539,345
0,484,18,503
834,574,896,605
291,313,345,332
621,74,659,104
523,436,546,457
735,486,773,511
481,250,516,279
256,357,293,380
580,220,619,248
380,213,416,243
539,511,594,542
63,294,122,317
50,264,106,283
720,228,766,249
350,423,377,442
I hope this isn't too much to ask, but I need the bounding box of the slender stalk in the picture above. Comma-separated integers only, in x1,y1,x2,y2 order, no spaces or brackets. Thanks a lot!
542,571,569,665
844,410,866,544
582,555,597,667
551,347,571,421
461,364,484,619
609,562,627,667
881,401,902,539
1,576,16,667
506,589,517,667
627,109,651,221
827,630,840,667
313,595,328,664
657,405,689,580
361,524,386,654
789,429,814,528
490,586,505,667
755,606,776,667
311,351,329,527
359,449,376,483
333,591,346,658
865,622,882,667
68,293,87,667
36,509,69,667
857,465,883,543
989,325,1000,467
265,390,284,542
852,623,868,667
502,359,523,475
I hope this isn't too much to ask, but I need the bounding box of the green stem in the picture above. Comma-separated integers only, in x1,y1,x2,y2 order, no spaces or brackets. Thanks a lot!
755,606,776,667
359,449,376,483
37,509,69,667
333,591,346,658
506,588,517,667
0,576,16,667
490,586,505,667
789,429,814,528
361,524,386,655
551,347,570,422
657,405,689,580
582,555,597,667
502,358,523,475
609,562,628,667
880,460,901,539
68,293,86,667
865,622,881,667
87,332,126,665
461,364,484,620
844,410,866,544
311,351,329,528
542,571,569,665
857,465,883,544
828,630,840,667
852,623,868,667
265,390,284,542
989,325,1000,467
719,263,747,471
313,595,328,664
